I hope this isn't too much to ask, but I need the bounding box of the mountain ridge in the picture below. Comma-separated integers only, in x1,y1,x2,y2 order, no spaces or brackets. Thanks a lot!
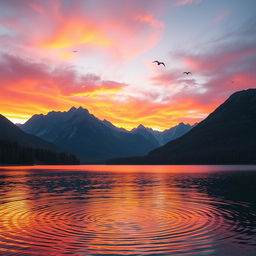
21,107,159,161
21,107,194,162
108,89,256,164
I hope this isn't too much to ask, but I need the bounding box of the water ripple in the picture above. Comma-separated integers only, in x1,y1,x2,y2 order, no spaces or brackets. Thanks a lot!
0,166,256,255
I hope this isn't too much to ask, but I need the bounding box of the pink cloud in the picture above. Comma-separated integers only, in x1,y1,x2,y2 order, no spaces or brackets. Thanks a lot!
175,0,202,6
148,39,256,113
213,11,231,24
151,71,181,86
183,46,256,75
0,54,127,98
0,0,165,61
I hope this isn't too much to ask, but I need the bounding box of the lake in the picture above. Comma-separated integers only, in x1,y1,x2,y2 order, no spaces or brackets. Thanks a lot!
0,165,256,255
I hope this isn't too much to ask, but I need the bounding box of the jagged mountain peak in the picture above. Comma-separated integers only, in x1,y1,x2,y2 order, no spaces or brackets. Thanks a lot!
68,106,77,112
137,124,147,130
68,106,90,114
20,107,194,161
133,124,157,132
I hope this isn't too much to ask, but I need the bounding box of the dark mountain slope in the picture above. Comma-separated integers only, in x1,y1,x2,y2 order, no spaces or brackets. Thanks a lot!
0,114,59,151
131,125,160,148
160,122,195,145
109,89,256,164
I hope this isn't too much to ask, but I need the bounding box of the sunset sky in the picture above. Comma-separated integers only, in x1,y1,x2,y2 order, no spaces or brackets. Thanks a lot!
0,0,255,130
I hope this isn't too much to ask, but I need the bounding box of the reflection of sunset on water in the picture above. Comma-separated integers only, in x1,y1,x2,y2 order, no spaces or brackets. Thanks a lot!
2,164,256,172
0,166,256,255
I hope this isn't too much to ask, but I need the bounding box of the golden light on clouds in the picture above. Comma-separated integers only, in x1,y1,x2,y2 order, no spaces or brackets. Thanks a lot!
0,0,255,130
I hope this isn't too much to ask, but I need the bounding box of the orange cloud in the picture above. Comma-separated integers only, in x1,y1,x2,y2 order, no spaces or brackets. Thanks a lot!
1,51,253,130
0,1,165,62
0,54,128,124
101,96,210,130
0,52,203,130
0,1,255,131
42,18,111,49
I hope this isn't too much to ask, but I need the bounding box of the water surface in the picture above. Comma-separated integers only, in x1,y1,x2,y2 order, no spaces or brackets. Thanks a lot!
0,165,256,255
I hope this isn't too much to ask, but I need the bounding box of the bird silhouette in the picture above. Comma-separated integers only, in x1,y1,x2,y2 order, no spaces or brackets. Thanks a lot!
72,50,78,53
153,61,165,67
183,72,192,75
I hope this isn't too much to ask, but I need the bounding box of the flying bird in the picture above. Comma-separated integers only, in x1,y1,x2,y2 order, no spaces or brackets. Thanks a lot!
153,61,165,67
183,72,192,75
72,50,78,53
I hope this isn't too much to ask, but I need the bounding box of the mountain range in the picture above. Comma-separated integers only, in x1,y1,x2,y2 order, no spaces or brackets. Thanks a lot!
108,89,256,164
1,89,255,165
20,107,194,162
131,123,195,146
0,114,79,165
